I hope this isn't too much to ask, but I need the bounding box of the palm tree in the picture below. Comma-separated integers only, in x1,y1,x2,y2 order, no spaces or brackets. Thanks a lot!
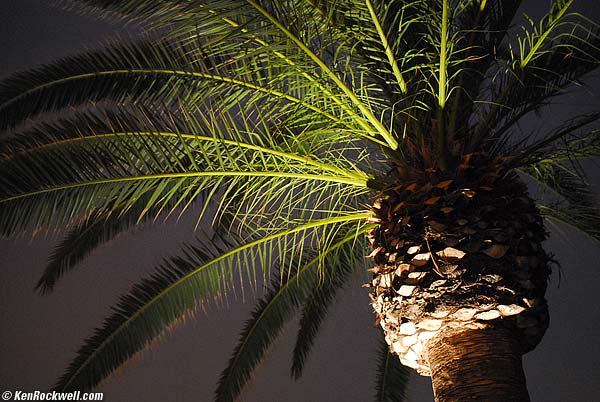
1,0,599,401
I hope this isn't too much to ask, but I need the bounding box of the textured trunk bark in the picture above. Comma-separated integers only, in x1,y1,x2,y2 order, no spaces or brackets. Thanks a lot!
426,325,530,402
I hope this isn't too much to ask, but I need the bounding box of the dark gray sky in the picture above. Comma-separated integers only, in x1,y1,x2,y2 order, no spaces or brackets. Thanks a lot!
1,1,599,401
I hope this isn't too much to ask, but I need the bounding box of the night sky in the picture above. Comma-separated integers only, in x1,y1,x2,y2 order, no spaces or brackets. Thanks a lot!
1,1,599,401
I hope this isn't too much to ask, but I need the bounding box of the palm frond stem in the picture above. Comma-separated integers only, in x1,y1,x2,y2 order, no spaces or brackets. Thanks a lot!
435,0,451,170
2,131,366,181
438,0,449,109
519,0,573,68
0,171,369,205
365,0,407,94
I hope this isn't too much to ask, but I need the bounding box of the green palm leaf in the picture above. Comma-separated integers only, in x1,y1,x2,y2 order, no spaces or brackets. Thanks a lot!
0,36,363,136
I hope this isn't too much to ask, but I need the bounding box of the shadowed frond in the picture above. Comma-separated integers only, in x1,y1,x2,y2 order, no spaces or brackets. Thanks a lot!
446,0,523,140
290,230,365,379
539,203,600,242
55,0,190,25
375,334,410,402
215,224,367,402
472,1,600,151
520,120,600,242
36,207,146,294
0,37,196,130
524,154,600,242
214,263,310,402
508,112,600,165
35,186,198,294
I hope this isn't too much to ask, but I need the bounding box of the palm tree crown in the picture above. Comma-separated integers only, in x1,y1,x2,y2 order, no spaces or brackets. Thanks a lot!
1,0,599,401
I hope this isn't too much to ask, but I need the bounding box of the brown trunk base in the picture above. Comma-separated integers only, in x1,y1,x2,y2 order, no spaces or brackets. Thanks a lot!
426,325,530,402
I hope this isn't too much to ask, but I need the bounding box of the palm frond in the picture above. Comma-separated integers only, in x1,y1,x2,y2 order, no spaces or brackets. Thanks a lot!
497,27,600,140
0,37,190,130
525,157,594,207
0,35,361,135
242,0,397,149
215,226,367,402
515,0,575,69
508,112,600,165
446,0,523,141
515,112,600,172
538,203,600,242
375,334,410,402
478,0,523,47
54,212,371,392
363,0,409,94
0,99,370,237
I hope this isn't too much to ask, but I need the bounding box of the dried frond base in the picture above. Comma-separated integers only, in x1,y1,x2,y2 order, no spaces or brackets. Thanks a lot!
368,155,551,375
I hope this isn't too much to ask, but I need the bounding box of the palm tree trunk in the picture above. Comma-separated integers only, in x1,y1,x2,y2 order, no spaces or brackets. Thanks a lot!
426,325,530,402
